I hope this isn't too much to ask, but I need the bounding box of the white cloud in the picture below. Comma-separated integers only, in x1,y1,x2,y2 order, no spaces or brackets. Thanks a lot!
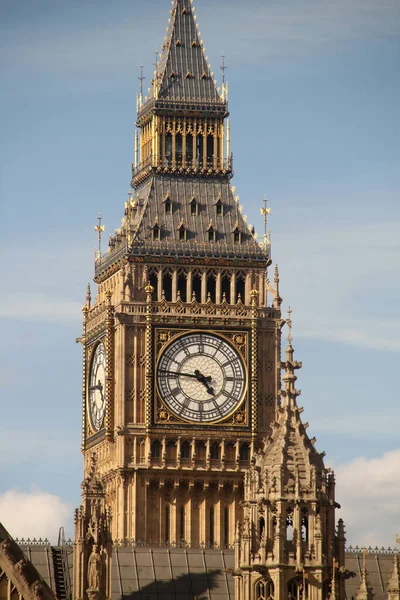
0,489,72,543
0,292,82,322
275,221,400,351
332,449,400,547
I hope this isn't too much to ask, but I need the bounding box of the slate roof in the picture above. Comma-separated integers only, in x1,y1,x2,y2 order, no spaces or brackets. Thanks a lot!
14,541,398,600
139,0,226,115
127,175,266,261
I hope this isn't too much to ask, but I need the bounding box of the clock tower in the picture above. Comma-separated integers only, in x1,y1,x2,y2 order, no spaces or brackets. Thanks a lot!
76,0,282,552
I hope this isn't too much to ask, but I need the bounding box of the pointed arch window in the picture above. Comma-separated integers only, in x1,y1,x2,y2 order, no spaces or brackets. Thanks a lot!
164,195,172,215
152,223,160,241
215,198,224,216
169,71,177,78
255,579,274,600
201,72,209,80
207,225,216,242
190,197,199,216
178,224,187,242
175,40,182,47
233,226,242,244
185,72,194,79
191,40,198,47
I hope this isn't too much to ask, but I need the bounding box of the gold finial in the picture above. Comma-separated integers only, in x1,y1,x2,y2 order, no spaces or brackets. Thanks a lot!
250,288,259,306
94,213,105,259
287,306,293,344
260,195,271,252
145,282,154,300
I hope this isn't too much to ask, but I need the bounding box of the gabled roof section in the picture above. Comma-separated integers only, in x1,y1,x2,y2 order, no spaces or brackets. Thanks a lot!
0,523,57,600
140,0,226,112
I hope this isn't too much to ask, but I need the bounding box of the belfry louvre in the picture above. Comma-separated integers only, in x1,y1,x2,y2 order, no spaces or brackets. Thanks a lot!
0,2,398,600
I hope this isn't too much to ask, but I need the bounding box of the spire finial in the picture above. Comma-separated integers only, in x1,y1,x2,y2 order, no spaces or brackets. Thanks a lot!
260,195,271,253
220,51,227,85
138,63,145,105
86,283,91,309
94,213,105,260
287,306,293,345
220,52,228,101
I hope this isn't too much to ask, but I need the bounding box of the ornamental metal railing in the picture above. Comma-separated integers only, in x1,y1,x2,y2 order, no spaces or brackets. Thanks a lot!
137,97,227,119
131,154,233,179
95,238,268,279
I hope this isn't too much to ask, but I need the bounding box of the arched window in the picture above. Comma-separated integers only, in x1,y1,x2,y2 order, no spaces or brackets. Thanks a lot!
210,442,219,460
164,196,172,214
178,224,187,242
152,223,160,241
259,516,265,539
301,509,309,542
208,227,216,242
216,199,224,216
207,272,216,302
176,132,183,166
192,271,202,302
286,508,294,541
207,134,214,165
221,273,231,303
151,440,161,458
190,197,199,216
148,272,158,301
177,271,187,302
288,578,306,600
166,133,173,166
256,579,274,600
162,271,173,301
239,443,249,461
196,134,203,167
181,441,191,459
186,133,194,165
236,273,245,303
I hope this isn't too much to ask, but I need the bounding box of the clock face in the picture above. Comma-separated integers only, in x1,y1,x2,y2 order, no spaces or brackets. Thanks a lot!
89,343,106,432
156,332,246,423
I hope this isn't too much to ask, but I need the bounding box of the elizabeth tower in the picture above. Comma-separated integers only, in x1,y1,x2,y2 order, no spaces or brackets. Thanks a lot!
78,0,282,548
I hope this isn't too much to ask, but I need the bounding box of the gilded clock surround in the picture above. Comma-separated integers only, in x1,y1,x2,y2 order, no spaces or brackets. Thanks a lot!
154,327,250,426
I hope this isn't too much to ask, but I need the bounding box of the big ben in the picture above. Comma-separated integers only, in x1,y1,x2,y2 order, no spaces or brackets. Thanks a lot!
75,0,282,574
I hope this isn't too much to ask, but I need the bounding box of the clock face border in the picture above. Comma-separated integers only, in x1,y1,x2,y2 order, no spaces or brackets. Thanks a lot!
153,328,250,427
87,341,107,434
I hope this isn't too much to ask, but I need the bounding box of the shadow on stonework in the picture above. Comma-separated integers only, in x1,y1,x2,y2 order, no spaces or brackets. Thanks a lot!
119,568,223,600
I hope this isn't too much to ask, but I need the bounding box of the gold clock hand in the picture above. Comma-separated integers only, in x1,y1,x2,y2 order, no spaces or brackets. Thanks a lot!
158,369,200,379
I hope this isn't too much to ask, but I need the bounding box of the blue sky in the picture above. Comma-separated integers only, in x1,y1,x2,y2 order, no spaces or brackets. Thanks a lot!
0,0,399,545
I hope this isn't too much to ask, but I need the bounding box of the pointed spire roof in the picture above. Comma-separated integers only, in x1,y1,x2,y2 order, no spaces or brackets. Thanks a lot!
139,0,226,115
387,551,400,595
253,319,325,492
355,552,373,600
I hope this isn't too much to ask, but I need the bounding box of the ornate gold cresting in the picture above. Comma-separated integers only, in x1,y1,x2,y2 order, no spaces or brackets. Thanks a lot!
104,291,114,439
145,283,154,432
250,288,260,437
